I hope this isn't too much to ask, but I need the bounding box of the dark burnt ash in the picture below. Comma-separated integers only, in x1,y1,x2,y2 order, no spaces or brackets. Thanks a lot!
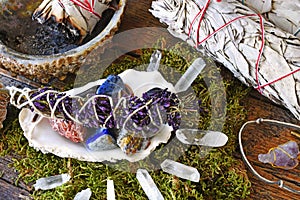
0,8,115,56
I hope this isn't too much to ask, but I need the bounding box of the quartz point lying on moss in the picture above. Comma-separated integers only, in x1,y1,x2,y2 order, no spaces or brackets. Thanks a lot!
161,159,200,182
146,50,162,72
176,129,228,147
174,58,206,93
136,169,164,200
74,188,92,200
33,173,71,190
107,180,115,200
258,141,300,169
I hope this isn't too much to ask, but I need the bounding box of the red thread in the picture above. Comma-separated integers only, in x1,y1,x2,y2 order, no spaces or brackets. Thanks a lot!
255,68,300,89
255,14,265,92
69,0,101,18
189,0,297,93
196,14,256,45
188,0,211,44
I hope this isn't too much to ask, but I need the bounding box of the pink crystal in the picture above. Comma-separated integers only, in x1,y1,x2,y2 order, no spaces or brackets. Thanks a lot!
49,118,86,143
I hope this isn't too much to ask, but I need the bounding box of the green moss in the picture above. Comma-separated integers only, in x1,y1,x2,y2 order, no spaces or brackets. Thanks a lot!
0,42,251,199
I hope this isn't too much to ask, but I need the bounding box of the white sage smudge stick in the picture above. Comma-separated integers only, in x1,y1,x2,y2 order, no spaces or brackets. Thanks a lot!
150,0,300,120
237,0,300,37
33,0,116,40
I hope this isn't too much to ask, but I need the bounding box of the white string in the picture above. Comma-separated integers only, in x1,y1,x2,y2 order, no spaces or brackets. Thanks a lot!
7,86,176,131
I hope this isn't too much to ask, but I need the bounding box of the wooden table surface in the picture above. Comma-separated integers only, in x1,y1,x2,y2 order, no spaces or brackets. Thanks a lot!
1,0,300,199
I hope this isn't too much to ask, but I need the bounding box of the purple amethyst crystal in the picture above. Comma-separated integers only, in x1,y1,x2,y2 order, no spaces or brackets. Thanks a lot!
86,128,117,151
258,141,299,169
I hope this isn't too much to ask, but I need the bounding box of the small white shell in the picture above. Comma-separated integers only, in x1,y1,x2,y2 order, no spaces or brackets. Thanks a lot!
18,69,175,162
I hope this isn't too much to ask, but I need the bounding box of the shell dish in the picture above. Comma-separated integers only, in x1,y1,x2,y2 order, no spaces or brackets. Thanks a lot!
0,0,126,83
18,69,175,162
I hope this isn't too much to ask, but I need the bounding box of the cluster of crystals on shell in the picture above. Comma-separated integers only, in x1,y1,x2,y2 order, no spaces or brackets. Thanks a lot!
19,75,181,155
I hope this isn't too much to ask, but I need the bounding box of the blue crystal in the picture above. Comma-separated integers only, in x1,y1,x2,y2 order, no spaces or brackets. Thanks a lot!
86,128,117,151
96,75,125,96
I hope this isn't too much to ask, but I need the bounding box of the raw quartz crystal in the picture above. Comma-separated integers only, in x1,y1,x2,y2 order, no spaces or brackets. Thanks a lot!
258,141,300,169
161,159,200,182
174,58,206,93
136,169,164,200
107,179,115,200
175,129,228,147
33,173,71,190
146,50,162,72
74,188,92,200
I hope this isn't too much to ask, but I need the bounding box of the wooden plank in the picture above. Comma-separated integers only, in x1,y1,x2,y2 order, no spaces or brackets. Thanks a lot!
0,155,31,199
0,155,29,189
241,91,300,199
0,179,31,200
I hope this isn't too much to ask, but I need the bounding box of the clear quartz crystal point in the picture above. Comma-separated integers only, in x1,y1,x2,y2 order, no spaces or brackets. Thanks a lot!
74,188,92,200
175,58,206,93
33,173,71,190
147,50,162,72
161,159,200,182
176,129,228,147
136,169,164,200
107,179,115,200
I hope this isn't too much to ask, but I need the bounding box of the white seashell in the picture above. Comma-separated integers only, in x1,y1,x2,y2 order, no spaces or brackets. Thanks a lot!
18,69,174,162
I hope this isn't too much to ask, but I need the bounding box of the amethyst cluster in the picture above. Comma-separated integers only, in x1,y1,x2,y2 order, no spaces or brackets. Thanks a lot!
85,75,181,154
